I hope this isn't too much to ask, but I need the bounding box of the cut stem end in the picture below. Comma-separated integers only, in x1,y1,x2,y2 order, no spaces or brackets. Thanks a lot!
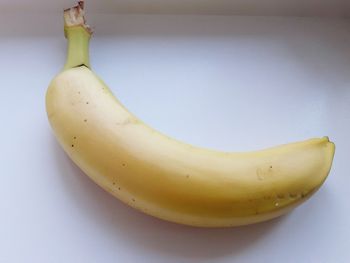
64,1,93,36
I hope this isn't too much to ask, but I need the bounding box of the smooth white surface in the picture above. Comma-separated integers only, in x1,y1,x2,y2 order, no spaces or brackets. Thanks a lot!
1,13,350,263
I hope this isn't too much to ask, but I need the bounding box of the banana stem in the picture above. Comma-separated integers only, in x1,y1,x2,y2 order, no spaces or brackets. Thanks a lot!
63,1,92,70
64,27,91,69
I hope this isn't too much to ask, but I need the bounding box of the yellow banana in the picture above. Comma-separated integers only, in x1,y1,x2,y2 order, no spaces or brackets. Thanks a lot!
46,2,335,227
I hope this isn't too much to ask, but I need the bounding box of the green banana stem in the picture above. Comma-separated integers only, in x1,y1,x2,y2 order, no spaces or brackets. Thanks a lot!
64,27,91,69
63,1,92,70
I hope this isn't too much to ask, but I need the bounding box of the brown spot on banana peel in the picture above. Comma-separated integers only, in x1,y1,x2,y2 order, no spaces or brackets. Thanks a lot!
277,193,285,199
289,193,298,198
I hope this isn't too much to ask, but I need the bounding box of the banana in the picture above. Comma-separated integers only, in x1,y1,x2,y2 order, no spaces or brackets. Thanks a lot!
46,2,335,227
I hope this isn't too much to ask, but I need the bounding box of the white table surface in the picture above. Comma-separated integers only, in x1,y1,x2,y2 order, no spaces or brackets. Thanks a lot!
1,13,350,263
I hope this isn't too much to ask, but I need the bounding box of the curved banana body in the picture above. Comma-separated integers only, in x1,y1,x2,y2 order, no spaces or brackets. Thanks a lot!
46,66,335,227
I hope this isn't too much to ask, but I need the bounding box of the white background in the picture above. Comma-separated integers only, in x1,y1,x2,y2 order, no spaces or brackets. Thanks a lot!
1,1,350,263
